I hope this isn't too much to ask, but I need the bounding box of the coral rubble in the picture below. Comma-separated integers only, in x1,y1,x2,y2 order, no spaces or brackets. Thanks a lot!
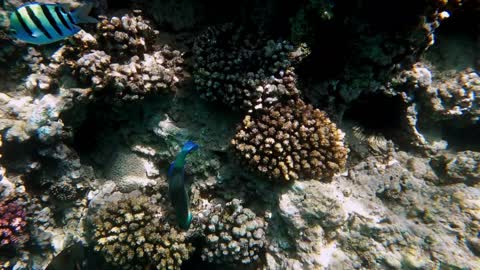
232,99,348,181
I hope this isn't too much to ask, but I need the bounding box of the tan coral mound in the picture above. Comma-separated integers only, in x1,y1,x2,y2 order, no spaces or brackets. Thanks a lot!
232,99,348,181
92,196,194,270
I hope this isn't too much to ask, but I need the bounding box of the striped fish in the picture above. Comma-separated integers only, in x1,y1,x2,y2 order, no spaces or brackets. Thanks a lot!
9,2,97,45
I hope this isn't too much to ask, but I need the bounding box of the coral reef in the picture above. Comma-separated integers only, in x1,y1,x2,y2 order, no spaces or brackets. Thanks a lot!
383,61,479,152
49,180,78,201
300,0,462,104
61,12,184,100
193,24,308,111
95,14,158,59
0,196,28,251
0,0,479,269
92,195,194,270
431,151,480,185
424,68,479,122
395,64,480,123
265,150,480,269
200,199,267,265
231,99,348,181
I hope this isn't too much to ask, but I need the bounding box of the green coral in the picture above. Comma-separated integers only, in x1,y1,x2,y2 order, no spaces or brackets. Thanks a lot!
92,196,194,270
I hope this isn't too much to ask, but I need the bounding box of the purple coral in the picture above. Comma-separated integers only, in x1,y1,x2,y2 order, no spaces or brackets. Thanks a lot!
0,198,29,250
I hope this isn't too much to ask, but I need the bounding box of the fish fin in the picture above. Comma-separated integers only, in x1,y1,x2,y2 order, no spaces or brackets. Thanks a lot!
180,212,192,230
58,3,70,12
181,141,199,154
71,2,97,24
72,24,82,34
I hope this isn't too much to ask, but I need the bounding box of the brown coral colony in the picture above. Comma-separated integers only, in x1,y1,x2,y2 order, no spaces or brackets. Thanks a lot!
232,99,348,181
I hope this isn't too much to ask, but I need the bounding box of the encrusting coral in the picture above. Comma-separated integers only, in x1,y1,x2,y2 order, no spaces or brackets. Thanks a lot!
200,199,267,264
49,180,78,201
0,196,29,251
92,196,194,270
425,68,480,123
193,23,308,111
232,99,348,181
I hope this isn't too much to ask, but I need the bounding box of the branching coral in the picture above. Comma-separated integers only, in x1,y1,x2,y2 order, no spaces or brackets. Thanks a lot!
92,196,194,270
232,99,348,181
0,197,29,251
193,24,308,111
58,11,184,100
95,13,159,60
200,199,267,264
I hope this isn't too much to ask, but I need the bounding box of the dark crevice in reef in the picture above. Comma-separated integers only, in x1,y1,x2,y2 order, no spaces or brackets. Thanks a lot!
0,140,36,174
425,0,480,72
440,121,480,152
106,0,131,10
295,19,348,81
337,0,426,31
71,99,148,165
343,93,410,148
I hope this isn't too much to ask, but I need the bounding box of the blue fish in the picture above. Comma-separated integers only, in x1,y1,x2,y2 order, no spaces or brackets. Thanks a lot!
9,2,97,45
167,141,199,230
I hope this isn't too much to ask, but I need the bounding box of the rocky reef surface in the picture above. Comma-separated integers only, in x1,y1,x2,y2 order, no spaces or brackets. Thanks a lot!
0,0,479,269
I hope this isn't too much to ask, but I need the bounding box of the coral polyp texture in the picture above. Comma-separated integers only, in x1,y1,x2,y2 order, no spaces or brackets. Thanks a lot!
92,196,194,270
0,197,29,250
95,14,158,59
232,99,348,181
61,11,184,100
200,199,267,264
193,24,308,111
426,68,480,122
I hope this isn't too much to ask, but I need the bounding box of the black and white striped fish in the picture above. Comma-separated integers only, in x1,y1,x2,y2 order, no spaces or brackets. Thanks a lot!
9,2,97,45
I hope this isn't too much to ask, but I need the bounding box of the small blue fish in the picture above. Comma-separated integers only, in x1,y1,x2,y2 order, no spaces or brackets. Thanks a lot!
9,2,97,45
167,141,198,230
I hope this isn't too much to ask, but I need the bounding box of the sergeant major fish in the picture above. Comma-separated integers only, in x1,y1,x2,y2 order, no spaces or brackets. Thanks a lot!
9,2,97,45
167,141,199,230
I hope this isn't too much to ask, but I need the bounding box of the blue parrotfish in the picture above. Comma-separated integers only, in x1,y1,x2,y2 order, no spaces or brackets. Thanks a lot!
167,141,199,230
9,2,97,45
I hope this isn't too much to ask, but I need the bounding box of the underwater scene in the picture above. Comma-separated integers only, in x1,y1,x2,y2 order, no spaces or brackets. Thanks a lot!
0,0,479,269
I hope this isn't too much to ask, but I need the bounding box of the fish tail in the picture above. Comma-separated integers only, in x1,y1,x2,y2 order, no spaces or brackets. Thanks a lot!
179,212,192,230
71,3,97,24
181,141,199,154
